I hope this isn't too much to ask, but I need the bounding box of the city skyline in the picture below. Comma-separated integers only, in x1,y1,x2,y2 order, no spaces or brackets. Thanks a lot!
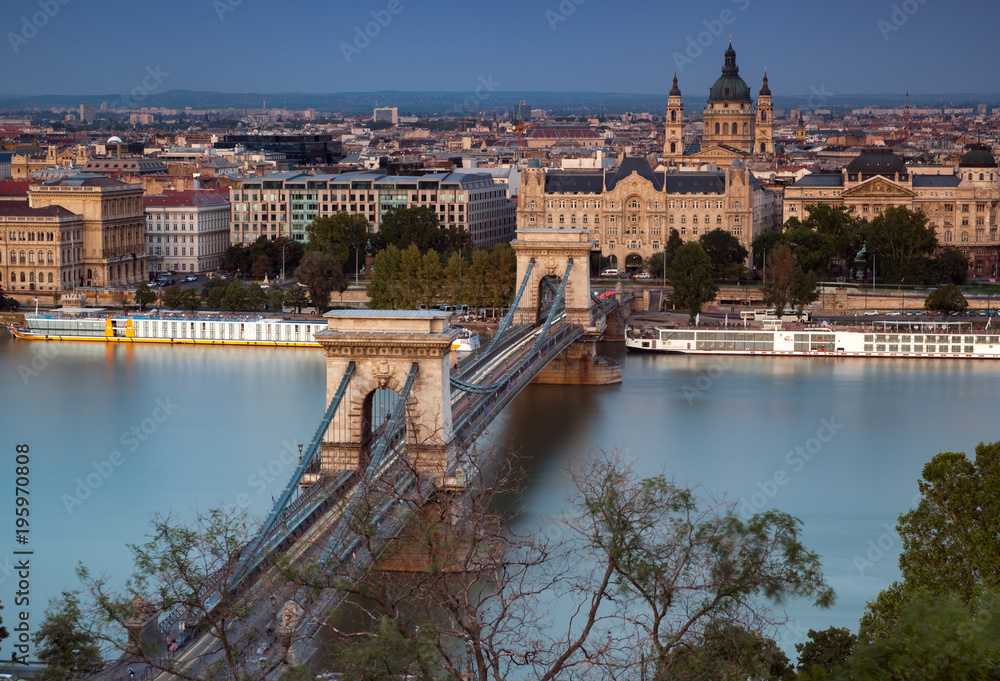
2,0,998,97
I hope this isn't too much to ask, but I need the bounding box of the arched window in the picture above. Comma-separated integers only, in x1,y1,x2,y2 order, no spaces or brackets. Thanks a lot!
670,142,676,153
47,272,53,283
761,110,767,122
670,110,676,122
27,251,34,264
715,122,720,135
760,142,766,153
20,272,25,282
723,122,729,134
969,173,973,181
944,230,952,242
28,272,34,283
87,268,92,279
19,250,26,263
47,250,53,263
743,122,749,133
980,174,985,181
961,231,969,242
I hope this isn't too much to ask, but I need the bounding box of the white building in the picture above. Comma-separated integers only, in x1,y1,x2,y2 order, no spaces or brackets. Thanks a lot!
144,190,230,275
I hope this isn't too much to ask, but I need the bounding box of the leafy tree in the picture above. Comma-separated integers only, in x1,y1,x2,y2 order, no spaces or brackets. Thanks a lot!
761,245,797,317
795,626,856,676
134,284,157,311
161,284,184,309
367,245,404,309
220,280,247,313
862,206,938,284
489,243,517,308
931,248,970,285
284,286,309,313
699,228,749,279
806,203,863,274
377,206,446,252
52,291,62,306
245,283,267,311
205,284,226,310
666,242,718,323
251,254,274,279
847,592,1000,681
266,287,285,311
789,267,819,316
294,250,347,313
180,288,202,312
923,283,968,320
666,622,794,681
221,244,251,274
305,212,370,273
440,251,467,307
752,229,784,273
0,599,8,651
783,220,834,276
859,441,1000,644
32,591,101,681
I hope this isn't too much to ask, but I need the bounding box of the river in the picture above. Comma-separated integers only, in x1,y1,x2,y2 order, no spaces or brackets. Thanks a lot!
2,330,997,657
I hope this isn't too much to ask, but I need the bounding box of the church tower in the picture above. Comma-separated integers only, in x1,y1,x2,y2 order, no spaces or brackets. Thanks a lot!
702,39,755,153
755,69,773,156
663,71,684,159
795,111,806,142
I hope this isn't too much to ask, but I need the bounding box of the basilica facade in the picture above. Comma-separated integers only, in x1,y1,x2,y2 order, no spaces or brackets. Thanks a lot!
663,40,773,163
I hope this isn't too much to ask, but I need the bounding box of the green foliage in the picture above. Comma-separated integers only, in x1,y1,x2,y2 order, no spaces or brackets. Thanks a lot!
377,206,446,252
220,280,247,313
305,212,370,271
0,599,8,649
245,283,267,311
32,591,102,681
367,244,404,309
699,228,749,279
859,441,1000,643
846,592,1000,681
666,623,794,681
284,286,309,313
266,287,285,311
133,284,157,311
783,221,834,275
807,203,863,273
334,617,440,681
251,254,273,278
795,627,856,676
294,250,347,313
666,242,718,323
161,284,184,309
789,267,819,315
761,245,797,317
223,237,304,278
862,206,938,284
752,229,785,272
923,283,968,320
180,288,201,312
930,248,971,285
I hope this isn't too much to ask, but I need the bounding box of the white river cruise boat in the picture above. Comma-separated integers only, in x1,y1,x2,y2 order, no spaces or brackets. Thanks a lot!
625,323,1000,359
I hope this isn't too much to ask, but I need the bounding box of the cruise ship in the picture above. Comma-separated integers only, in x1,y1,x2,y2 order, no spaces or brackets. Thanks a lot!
625,324,1000,359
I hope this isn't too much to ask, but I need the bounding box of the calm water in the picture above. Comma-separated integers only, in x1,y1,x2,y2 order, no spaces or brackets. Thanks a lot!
2,330,997,656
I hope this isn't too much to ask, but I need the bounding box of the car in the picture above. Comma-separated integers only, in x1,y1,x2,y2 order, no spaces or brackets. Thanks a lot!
980,310,988,316
887,311,901,316
634,272,652,280
904,311,914,316
182,274,197,282
600,268,619,278
863,310,879,316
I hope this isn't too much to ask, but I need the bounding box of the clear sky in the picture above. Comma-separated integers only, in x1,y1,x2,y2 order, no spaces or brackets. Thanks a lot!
2,0,998,97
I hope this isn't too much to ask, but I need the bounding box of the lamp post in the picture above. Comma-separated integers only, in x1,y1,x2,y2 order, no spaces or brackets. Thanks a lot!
281,242,288,284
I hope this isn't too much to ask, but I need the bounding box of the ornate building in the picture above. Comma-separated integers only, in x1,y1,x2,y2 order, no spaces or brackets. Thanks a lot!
664,40,773,163
517,156,778,270
784,147,1000,277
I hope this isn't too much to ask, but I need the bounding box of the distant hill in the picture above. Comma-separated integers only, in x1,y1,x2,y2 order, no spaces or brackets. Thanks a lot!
0,90,997,116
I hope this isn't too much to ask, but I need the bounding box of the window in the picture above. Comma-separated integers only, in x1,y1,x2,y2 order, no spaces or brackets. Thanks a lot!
962,231,969,242
944,230,953,242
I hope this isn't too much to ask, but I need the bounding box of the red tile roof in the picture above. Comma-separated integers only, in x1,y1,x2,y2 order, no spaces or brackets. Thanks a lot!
144,190,230,208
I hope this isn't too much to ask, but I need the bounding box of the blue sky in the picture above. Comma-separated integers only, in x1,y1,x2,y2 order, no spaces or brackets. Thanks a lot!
2,0,998,96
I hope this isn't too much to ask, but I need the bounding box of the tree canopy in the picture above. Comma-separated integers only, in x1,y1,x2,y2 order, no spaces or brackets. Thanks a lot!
294,251,348,313
32,591,102,681
376,206,472,255
699,228,749,279
666,242,718,323
862,205,938,284
305,212,371,274
923,283,968,320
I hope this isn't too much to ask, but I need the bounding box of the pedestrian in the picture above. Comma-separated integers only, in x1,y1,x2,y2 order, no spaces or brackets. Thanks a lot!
129,669,135,680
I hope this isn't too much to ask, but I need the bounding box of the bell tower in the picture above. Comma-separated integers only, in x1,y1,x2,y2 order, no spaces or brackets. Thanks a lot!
663,70,684,160
755,68,773,156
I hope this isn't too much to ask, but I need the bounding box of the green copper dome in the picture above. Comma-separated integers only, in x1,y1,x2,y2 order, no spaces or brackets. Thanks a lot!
708,41,752,103
959,144,997,168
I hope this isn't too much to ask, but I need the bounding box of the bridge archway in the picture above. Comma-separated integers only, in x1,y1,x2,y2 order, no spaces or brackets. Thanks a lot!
512,228,596,328
535,274,562,324
358,387,405,471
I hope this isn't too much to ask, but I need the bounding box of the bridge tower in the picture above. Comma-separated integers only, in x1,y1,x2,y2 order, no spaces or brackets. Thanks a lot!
511,228,622,385
316,310,455,478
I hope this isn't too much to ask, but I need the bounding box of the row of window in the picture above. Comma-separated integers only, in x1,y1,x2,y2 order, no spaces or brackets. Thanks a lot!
4,250,55,264
0,231,58,242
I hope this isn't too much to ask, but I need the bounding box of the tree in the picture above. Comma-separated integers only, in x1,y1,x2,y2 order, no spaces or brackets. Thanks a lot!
923,283,968,320
294,250,347,313
440,251,467,307
0,599,8,652
221,244,251,274
752,229,785,273
251,254,274,279
761,245,797,317
367,245,404,309
305,212,370,273
789,267,819,316
245,283,267,311
32,591,101,681
161,284,184,310
52,291,62,306
377,206,446,252
931,248,970,285
862,206,938,284
794,627,856,676
666,242,718,323
180,288,202,312
284,286,309,314
859,441,1000,643
220,280,247,313
806,203,862,275
266,287,285,311
134,284,157,311
666,623,794,681
699,228,749,279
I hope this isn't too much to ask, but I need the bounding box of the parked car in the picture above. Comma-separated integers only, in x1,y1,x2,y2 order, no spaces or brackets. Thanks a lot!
182,274,197,282
600,268,619,278
634,272,652,280
863,310,879,316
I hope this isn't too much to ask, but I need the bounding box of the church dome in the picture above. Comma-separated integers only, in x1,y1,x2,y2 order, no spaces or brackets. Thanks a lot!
959,144,997,168
708,41,752,103
846,148,907,176
669,72,681,97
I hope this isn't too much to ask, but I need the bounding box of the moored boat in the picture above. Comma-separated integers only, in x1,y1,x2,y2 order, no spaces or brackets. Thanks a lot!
451,328,481,353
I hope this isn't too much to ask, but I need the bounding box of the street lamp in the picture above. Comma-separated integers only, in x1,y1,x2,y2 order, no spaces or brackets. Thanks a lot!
280,242,288,283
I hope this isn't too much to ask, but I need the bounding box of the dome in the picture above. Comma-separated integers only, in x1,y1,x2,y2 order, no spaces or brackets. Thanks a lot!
759,69,771,97
669,72,681,97
707,41,752,103
959,144,997,168
846,148,907,176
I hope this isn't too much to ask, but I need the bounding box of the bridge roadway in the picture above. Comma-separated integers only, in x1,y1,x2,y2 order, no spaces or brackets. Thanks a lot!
129,312,591,681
